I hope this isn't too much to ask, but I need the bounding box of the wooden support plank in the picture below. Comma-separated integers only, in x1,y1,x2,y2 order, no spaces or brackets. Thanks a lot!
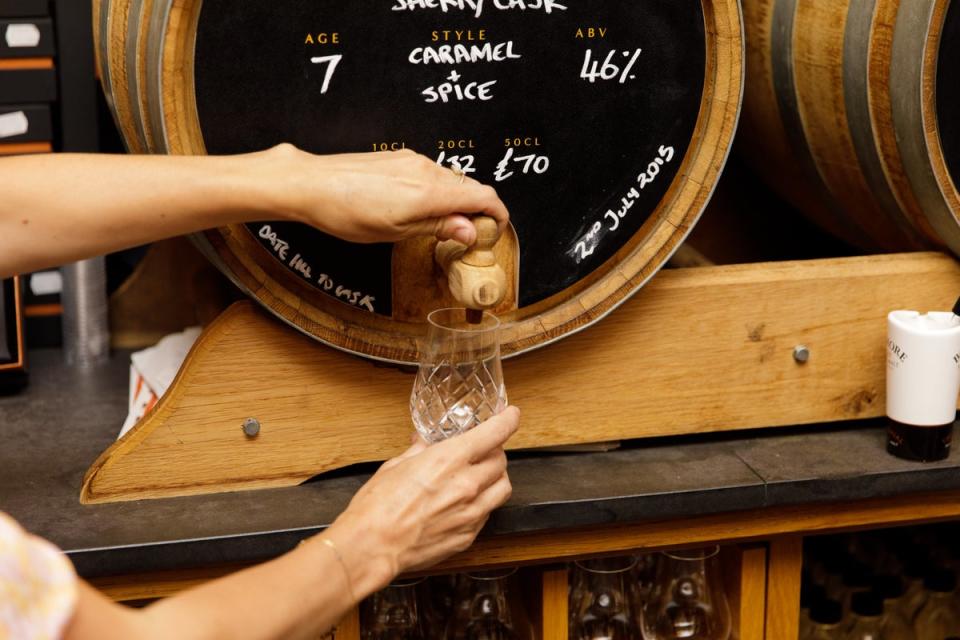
722,545,768,640
765,537,803,640
541,568,569,640
82,252,960,503
735,546,768,640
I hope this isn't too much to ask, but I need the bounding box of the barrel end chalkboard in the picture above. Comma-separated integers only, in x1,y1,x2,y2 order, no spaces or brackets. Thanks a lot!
87,0,750,363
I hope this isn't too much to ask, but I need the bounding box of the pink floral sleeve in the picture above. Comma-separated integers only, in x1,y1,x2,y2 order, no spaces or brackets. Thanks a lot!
0,512,77,640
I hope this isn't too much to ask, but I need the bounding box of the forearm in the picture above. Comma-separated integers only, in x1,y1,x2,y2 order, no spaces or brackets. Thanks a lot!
1,146,509,279
67,529,394,640
0,152,286,278
142,534,385,640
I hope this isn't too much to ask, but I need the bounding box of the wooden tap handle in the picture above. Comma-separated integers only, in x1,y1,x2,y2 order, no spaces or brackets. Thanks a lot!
434,216,507,310
461,216,499,267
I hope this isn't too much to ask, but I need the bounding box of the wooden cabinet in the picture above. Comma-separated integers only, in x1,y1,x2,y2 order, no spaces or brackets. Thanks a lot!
90,489,960,638
93,544,766,640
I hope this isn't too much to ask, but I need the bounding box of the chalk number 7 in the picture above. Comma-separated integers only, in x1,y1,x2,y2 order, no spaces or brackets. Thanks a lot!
310,54,343,94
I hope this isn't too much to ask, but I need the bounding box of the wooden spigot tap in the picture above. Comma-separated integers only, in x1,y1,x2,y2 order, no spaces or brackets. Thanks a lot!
435,216,507,310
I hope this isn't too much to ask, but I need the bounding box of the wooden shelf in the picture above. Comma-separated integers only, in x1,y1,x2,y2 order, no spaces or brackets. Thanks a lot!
90,488,960,638
95,544,764,640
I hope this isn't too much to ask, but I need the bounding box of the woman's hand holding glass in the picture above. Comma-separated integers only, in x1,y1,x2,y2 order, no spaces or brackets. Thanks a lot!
322,407,520,599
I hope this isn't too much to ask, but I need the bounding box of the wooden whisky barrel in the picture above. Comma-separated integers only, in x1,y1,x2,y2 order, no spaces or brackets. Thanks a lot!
100,0,744,364
740,0,960,253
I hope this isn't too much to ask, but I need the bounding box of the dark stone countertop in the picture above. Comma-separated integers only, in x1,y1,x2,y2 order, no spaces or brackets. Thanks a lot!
1,350,957,578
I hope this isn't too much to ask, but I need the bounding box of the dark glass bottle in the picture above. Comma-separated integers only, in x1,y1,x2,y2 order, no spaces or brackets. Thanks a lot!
806,599,844,640
838,561,874,613
873,575,914,637
887,417,954,462
800,582,827,639
845,589,916,639
914,570,960,639
898,561,932,623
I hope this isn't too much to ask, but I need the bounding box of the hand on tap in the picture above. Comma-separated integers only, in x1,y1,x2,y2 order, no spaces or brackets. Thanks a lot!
262,145,511,246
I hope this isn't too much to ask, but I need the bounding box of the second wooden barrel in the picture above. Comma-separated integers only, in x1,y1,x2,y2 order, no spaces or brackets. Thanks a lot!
98,0,744,364
740,0,960,253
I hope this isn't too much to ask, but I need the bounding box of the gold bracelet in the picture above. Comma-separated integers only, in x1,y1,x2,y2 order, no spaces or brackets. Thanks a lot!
317,536,358,604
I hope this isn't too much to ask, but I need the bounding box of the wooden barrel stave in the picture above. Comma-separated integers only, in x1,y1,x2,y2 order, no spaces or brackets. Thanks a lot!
104,0,744,364
847,0,929,241
791,1,887,246
143,0,176,154
866,0,939,241
834,0,929,247
740,0,862,245
130,0,157,153
740,0,960,254
121,0,149,153
891,0,960,253
104,0,146,154
96,0,120,130
92,0,103,81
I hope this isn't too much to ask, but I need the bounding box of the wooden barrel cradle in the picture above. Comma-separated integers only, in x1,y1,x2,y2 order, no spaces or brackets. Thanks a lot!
100,0,744,365
740,0,960,254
